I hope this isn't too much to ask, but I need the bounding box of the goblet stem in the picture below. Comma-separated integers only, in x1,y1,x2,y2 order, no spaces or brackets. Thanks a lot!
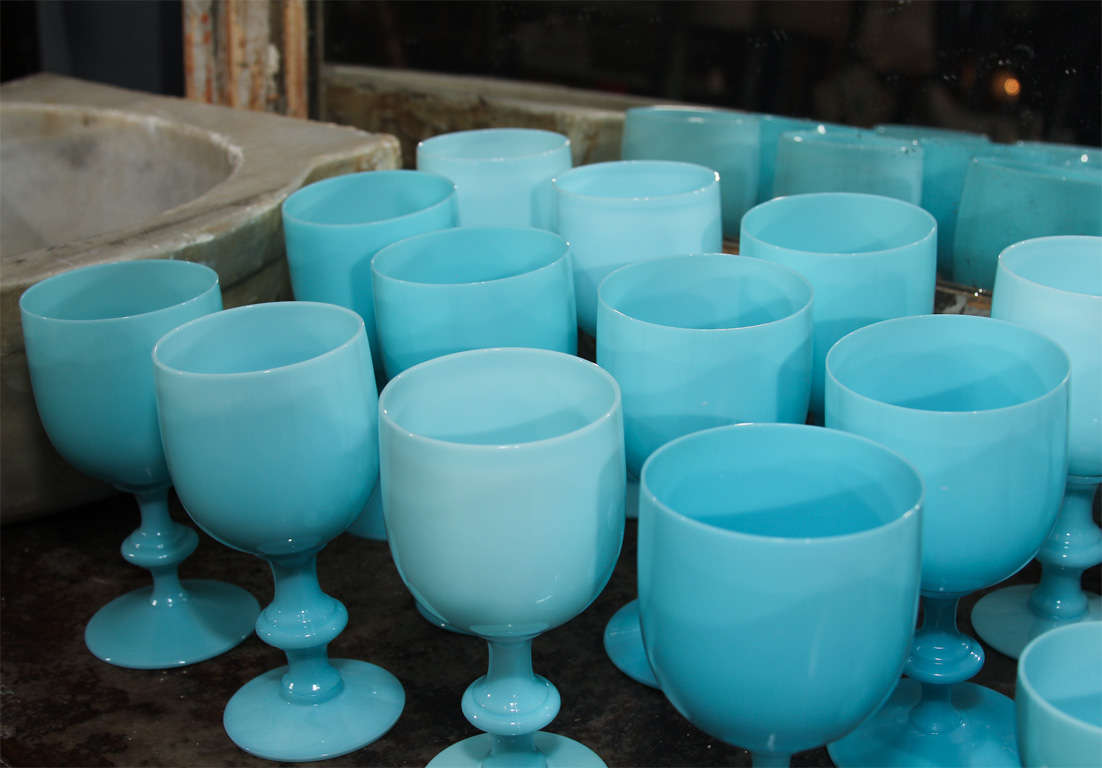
462,637,561,739
750,751,792,767
904,595,982,733
121,487,198,602
1029,477,1102,621
258,552,348,705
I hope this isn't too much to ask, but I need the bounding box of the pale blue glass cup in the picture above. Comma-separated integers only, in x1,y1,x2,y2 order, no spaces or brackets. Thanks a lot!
825,314,1070,768
756,115,834,203
283,169,457,541
1016,140,1101,171
416,128,572,228
952,157,1102,290
972,236,1102,658
621,106,760,236
554,160,722,336
1016,622,1102,768
379,347,624,768
153,301,404,762
639,423,923,768
773,127,924,203
740,192,936,422
371,226,576,380
597,253,813,688
874,124,992,276
19,259,258,669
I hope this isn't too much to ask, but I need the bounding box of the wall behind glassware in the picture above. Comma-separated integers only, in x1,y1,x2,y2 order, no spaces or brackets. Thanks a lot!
325,0,1101,146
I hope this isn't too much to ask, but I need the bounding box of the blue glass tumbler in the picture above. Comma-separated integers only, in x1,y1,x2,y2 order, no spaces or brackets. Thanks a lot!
416,127,572,228
19,259,258,669
825,314,1070,768
740,192,936,422
597,253,813,688
639,423,924,767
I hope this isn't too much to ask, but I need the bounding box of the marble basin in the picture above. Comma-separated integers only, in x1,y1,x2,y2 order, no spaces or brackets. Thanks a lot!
1,74,400,522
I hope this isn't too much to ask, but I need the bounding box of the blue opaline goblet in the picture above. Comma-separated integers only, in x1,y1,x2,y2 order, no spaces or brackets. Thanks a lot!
153,301,404,762
19,259,258,669
874,124,991,277
283,169,457,540
825,314,1070,767
972,236,1102,657
639,423,924,767
953,157,1102,290
416,128,572,228
1016,622,1102,767
553,159,722,336
772,127,924,203
755,115,836,203
371,226,576,380
379,348,625,767
621,106,760,236
597,253,813,688
740,192,936,422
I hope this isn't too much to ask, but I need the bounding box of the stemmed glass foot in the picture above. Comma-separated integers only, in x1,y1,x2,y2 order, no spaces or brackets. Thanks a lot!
602,600,657,688
972,477,1102,658
86,488,258,669
428,733,605,768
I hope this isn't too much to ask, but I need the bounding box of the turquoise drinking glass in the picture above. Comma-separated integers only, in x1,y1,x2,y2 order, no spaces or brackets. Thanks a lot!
283,169,457,541
371,226,576,379
825,314,1070,768
740,192,936,422
874,124,991,276
416,128,572,228
379,348,624,768
1016,140,1101,171
755,115,834,203
153,301,403,762
1017,622,1102,768
621,106,760,236
639,423,923,767
773,127,924,204
597,253,813,688
19,259,258,669
972,236,1102,658
554,160,722,337
952,157,1102,290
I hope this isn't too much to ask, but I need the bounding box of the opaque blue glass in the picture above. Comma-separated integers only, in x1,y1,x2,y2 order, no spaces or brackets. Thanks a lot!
282,169,458,386
19,259,258,669
597,253,813,689
371,226,577,379
1017,622,1102,768
756,115,835,203
825,314,1070,768
621,106,760,236
638,423,923,767
972,236,1102,658
554,160,722,336
773,128,924,204
379,348,625,767
1016,140,1101,171
740,192,936,421
952,157,1102,290
875,124,992,276
417,128,571,228
153,301,403,762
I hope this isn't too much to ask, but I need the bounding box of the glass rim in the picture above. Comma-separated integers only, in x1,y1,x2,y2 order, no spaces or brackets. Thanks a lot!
281,169,457,230
997,235,1102,300
1017,621,1102,737
553,159,719,204
416,127,572,163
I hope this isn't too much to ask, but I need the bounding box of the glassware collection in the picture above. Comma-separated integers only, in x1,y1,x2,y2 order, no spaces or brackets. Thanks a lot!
18,104,1102,767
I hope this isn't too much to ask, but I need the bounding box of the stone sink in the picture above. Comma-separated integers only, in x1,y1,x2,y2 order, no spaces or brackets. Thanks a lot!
1,74,400,522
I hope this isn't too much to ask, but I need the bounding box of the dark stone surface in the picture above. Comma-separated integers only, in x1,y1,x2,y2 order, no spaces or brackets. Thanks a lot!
2,490,1098,767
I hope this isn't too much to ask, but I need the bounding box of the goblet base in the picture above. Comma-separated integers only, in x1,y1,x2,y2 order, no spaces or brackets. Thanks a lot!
416,600,472,635
827,679,1018,767
427,732,606,768
345,486,387,540
972,584,1102,659
602,600,658,688
223,658,404,762
84,579,258,669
